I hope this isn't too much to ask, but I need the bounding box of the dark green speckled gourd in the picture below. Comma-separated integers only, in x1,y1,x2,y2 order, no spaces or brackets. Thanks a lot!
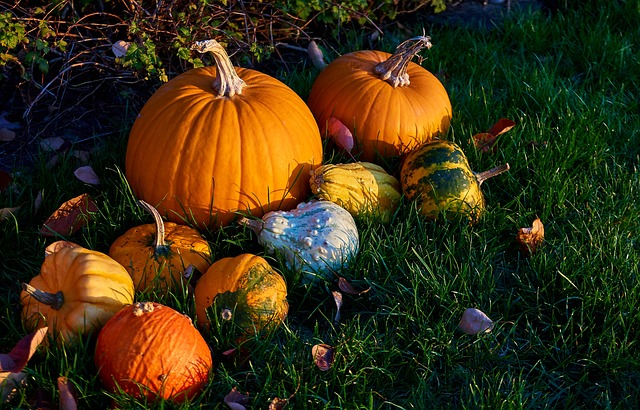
400,140,509,223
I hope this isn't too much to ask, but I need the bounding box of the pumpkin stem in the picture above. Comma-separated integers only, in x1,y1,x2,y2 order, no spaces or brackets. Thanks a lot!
191,39,246,97
137,200,171,255
237,217,264,235
373,36,432,88
475,163,510,186
21,283,64,310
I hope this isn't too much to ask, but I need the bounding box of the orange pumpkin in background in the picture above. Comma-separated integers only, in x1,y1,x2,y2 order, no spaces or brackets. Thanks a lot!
125,39,323,229
307,35,452,162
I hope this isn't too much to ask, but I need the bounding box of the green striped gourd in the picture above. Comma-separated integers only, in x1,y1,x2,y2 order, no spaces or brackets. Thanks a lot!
400,140,509,223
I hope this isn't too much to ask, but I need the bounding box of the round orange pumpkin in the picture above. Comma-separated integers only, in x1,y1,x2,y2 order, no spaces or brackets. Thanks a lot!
307,35,452,162
109,200,212,292
194,253,288,335
94,301,212,403
125,39,323,229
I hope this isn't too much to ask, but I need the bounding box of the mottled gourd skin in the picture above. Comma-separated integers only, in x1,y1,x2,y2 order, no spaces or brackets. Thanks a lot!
194,254,288,334
310,162,402,223
241,201,360,283
400,140,485,222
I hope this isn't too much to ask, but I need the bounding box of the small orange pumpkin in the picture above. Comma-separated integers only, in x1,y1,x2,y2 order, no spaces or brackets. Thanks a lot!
125,39,323,229
307,35,452,162
94,301,212,403
194,253,288,335
109,200,212,292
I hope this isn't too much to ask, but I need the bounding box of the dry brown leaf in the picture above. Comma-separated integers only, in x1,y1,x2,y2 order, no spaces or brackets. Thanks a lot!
40,193,98,237
516,218,544,256
269,397,288,410
0,328,48,373
311,344,334,371
0,128,15,142
112,40,130,58
325,117,354,153
0,207,20,221
307,40,326,70
1,371,27,403
34,190,44,214
57,376,78,410
332,291,343,323
70,150,90,163
338,277,371,295
40,137,65,152
224,386,249,410
473,118,516,154
458,308,493,335
74,165,100,185
0,169,10,192
44,240,82,257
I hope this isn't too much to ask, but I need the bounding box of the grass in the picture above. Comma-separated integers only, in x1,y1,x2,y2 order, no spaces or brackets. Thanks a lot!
2,2,640,409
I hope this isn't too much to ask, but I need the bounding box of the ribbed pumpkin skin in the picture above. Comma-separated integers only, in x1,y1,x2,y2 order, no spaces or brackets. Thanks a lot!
310,162,401,222
400,140,484,221
307,50,451,162
21,246,134,344
194,253,288,334
95,302,212,403
125,66,323,229
109,222,212,292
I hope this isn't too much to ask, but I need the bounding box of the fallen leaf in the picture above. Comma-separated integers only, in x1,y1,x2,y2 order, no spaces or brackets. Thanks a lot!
0,128,15,142
34,190,43,214
224,387,249,410
0,169,10,191
70,150,90,163
307,40,326,70
112,40,130,58
0,207,20,221
44,240,81,257
458,308,493,335
0,113,20,130
57,377,78,410
311,344,334,371
40,137,65,152
0,328,48,373
74,166,100,185
338,277,371,295
269,397,288,410
325,117,354,153
516,218,544,256
40,193,98,237
332,291,343,323
473,118,515,153
0,371,27,403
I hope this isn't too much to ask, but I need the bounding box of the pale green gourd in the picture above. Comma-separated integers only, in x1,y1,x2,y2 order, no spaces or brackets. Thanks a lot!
239,200,359,283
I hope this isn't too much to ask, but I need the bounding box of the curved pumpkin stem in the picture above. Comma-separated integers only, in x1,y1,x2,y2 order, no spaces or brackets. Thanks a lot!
237,217,264,235
191,39,246,97
22,283,64,310
475,163,511,186
137,200,171,256
373,35,432,88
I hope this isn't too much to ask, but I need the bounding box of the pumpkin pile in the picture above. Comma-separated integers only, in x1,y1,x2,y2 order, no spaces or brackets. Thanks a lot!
11,35,515,407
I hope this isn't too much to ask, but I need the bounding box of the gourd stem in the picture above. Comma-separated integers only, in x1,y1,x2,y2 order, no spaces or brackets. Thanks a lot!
237,217,264,235
191,39,246,97
137,200,169,252
21,283,64,310
475,163,510,186
373,36,432,88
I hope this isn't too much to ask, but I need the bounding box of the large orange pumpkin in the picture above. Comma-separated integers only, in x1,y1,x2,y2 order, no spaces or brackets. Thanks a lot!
307,35,452,162
94,302,212,403
125,39,323,229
